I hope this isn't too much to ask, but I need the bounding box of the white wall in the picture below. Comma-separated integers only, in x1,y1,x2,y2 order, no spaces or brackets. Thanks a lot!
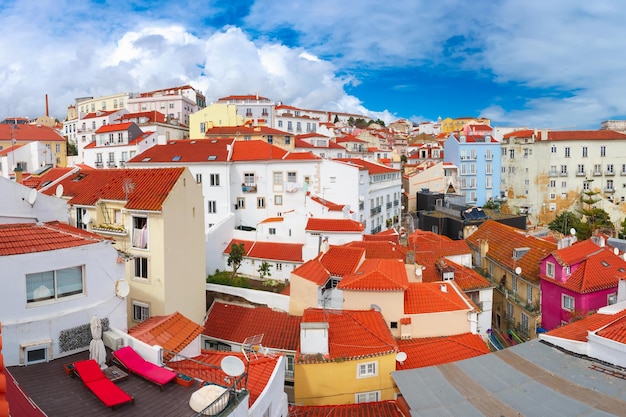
0,241,127,366
0,177,69,224
249,356,288,417
206,283,290,312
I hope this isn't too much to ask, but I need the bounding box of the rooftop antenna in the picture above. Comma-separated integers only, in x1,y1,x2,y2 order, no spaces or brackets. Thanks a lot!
122,178,136,201
241,334,264,362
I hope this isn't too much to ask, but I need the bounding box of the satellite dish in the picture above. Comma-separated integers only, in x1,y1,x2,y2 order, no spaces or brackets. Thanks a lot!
115,280,130,298
82,211,91,225
55,184,64,198
614,247,620,256
221,356,245,377
570,228,576,236
396,352,407,363
27,188,38,206
515,266,522,275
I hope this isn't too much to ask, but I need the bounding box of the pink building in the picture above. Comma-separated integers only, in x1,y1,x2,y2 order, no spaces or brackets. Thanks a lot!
539,238,625,331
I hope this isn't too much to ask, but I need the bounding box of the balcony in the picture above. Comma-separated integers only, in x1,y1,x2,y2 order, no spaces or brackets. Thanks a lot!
95,161,103,168
370,206,382,215
593,170,602,177
107,161,116,168
386,202,392,209
576,171,586,177
560,172,568,177
605,170,615,176
604,187,615,194
549,171,558,177
241,183,257,193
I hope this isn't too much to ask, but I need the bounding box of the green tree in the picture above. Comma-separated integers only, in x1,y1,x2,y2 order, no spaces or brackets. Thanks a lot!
347,116,355,126
257,261,272,280
619,218,626,239
548,211,581,236
483,199,500,210
227,243,245,280
67,140,78,156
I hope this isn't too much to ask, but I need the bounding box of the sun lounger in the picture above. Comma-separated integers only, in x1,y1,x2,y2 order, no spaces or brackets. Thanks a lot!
112,346,177,390
73,359,134,410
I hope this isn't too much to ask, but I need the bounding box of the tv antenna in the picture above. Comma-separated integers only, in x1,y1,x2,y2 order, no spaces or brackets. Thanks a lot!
241,334,264,361
122,178,136,200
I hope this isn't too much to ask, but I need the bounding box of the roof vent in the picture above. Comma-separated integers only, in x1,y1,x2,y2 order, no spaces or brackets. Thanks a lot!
440,284,447,293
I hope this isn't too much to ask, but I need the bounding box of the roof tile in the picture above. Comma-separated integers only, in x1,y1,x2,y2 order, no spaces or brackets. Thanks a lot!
129,312,203,356
404,282,471,314
396,333,490,369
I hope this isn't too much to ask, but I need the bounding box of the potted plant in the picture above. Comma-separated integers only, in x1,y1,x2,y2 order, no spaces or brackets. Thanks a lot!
63,363,75,376
176,373,195,388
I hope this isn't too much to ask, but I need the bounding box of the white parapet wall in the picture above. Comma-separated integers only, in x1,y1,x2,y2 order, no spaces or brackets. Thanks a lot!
206,283,290,312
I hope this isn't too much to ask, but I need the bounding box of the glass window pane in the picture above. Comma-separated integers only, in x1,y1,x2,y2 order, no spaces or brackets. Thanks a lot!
26,271,54,302
57,266,83,297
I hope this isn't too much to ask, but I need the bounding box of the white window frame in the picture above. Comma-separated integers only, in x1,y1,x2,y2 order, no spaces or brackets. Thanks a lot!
132,300,150,322
355,390,380,403
210,173,220,186
134,256,149,280
562,294,575,311
357,361,378,378
546,262,555,278
208,200,217,213
26,266,85,304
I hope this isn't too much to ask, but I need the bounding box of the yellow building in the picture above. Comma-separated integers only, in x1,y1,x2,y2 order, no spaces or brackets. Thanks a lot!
295,308,398,405
189,103,244,138
0,123,68,168
41,166,206,329
440,117,491,134
466,220,557,340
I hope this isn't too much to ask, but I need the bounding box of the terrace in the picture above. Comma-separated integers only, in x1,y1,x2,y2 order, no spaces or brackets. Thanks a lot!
6,349,248,417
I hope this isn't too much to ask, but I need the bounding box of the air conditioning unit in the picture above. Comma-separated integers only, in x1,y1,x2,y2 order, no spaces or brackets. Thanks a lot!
102,330,124,351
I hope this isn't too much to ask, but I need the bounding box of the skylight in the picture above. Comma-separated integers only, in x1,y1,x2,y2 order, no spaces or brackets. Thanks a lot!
207,155,217,160
172,156,182,161
142,157,151,162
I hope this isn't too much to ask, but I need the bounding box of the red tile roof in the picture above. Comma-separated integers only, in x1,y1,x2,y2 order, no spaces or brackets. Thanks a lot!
335,134,367,144
299,308,397,362
218,94,271,101
428,259,492,291
404,282,471,314
127,138,233,163
409,229,471,258
396,333,489,369
230,140,288,161
203,302,301,351
128,312,203,356
294,137,344,149
292,259,331,285
465,220,557,284
95,122,134,133
547,130,626,141
363,228,400,244
544,247,626,293
595,315,626,344
343,240,407,260
119,111,166,124
318,246,365,276
288,401,405,417
41,167,186,211
305,218,365,232
0,124,65,142
284,151,320,160
222,239,303,262
550,239,603,266
338,259,409,291
309,195,346,211
0,222,105,256
334,158,400,175
168,350,277,407
545,308,626,342
25,167,75,189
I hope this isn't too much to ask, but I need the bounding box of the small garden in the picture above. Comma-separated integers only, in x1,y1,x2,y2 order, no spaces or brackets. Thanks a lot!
206,270,286,293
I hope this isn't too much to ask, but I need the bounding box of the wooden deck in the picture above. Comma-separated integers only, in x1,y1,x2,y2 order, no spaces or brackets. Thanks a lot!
7,350,201,417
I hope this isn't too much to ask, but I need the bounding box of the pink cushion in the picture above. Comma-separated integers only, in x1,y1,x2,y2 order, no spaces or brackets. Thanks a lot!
74,359,105,383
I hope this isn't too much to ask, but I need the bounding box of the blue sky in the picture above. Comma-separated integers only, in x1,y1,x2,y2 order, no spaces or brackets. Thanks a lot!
1,0,625,129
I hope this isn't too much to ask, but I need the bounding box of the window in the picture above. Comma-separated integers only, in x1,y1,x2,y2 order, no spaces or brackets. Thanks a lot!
275,263,282,270
76,208,88,230
273,171,282,185
564,147,570,157
257,197,265,208
236,198,245,209
134,256,148,279
274,195,283,205
26,266,84,303
356,391,380,403
509,149,515,159
25,344,48,364
520,312,529,334
601,146,606,157
583,181,590,191
506,302,514,320
608,293,617,305
562,294,575,311
269,228,276,235
560,165,567,175
550,180,556,188
208,201,217,213
267,135,273,144
278,120,283,128
527,285,533,304
287,171,297,183
390,321,398,329
357,361,377,378
287,121,293,131
512,275,517,294
546,262,555,278
210,174,220,186
132,216,148,249
594,164,601,175
551,145,557,153
244,172,255,185
196,173,202,183
285,135,291,145
607,179,614,190
285,355,295,378
132,301,150,322
607,164,614,174
577,164,585,175
582,147,588,157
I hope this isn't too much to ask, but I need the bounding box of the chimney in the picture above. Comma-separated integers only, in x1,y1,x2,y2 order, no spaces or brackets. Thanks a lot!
14,167,23,183
300,322,329,355
45,94,49,117
440,283,448,293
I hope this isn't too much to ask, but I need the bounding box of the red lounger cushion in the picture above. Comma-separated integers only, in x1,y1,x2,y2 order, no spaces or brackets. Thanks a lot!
74,359,133,408
113,346,177,386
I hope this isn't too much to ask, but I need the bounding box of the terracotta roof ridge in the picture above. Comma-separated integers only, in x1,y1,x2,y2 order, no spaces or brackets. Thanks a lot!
343,310,398,354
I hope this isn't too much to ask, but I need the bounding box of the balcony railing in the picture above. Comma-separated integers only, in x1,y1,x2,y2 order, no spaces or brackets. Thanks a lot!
241,184,257,193
92,224,128,236
606,171,615,176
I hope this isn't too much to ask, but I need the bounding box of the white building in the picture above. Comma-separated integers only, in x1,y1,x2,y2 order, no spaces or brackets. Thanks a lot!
216,94,275,127
83,122,161,168
0,141,54,179
0,178,127,366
